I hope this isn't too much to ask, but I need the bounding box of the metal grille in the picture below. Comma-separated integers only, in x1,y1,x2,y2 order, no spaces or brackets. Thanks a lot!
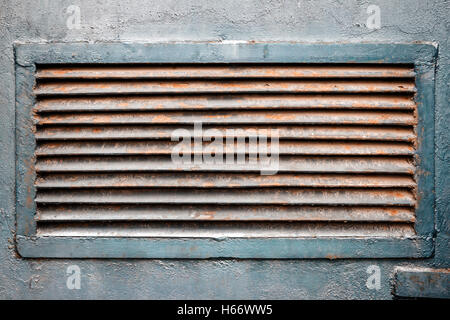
33,64,418,238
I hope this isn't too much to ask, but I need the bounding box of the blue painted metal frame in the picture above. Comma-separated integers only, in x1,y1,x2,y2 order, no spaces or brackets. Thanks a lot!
393,268,450,299
15,43,437,258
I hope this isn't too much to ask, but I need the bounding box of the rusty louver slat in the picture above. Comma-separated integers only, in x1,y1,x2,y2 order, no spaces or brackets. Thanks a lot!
35,65,416,79
34,80,416,95
36,140,414,156
36,110,415,125
36,156,414,173
37,204,415,222
36,173,415,188
36,125,415,141
33,63,418,237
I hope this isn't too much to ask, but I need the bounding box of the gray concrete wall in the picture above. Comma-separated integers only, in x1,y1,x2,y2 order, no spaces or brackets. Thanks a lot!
0,0,448,299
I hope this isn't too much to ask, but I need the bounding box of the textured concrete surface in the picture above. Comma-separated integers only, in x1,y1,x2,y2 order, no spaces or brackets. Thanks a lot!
0,0,448,299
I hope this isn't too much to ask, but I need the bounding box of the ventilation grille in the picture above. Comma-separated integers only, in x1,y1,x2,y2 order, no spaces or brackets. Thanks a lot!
33,64,418,238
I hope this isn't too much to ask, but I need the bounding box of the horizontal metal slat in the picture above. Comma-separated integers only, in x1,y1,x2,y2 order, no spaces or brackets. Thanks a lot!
36,95,416,112
36,125,415,141
37,110,416,125
36,65,415,79
36,204,415,222
36,140,414,156
36,173,415,189
36,188,415,206
34,80,416,95
36,155,414,173
36,221,415,237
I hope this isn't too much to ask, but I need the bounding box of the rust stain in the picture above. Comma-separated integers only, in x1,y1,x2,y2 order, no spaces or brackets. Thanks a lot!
196,211,216,219
169,83,190,88
264,114,295,121
151,115,175,122
202,182,215,187
388,209,399,216
93,115,112,123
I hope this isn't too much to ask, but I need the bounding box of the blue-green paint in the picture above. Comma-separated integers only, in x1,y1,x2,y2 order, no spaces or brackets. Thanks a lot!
15,42,436,65
394,268,450,299
17,236,433,259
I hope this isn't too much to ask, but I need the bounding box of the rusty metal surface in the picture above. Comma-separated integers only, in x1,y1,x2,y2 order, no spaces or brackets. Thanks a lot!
33,63,417,236
394,268,450,299
36,221,415,237
36,204,415,222
36,188,415,205
36,64,415,79
36,95,416,112
36,140,414,156
36,110,416,125
36,173,415,188
35,79,416,95
36,155,414,173
36,125,415,141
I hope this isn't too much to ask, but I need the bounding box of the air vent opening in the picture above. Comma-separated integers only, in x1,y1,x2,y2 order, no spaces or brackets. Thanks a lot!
33,63,418,238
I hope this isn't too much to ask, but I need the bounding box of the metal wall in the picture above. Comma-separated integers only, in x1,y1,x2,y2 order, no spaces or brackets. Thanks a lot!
0,0,448,299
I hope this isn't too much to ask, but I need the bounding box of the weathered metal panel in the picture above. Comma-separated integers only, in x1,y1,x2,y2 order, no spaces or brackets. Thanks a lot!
14,43,436,259
16,236,433,259
15,43,436,65
0,0,446,300
15,63,37,236
394,268,450,299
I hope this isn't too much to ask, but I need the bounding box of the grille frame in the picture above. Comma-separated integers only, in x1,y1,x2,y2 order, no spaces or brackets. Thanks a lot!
15,42,436,258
